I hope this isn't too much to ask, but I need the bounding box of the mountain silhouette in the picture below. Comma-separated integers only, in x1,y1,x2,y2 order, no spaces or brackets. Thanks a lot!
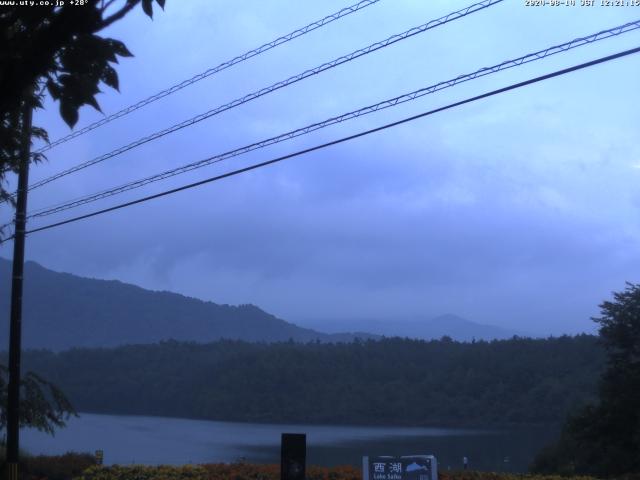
300,313,527,341
0,258,374,350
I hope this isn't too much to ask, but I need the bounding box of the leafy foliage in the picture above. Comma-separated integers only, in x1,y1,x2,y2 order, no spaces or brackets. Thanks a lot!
14,451,97,480
76,464,211,480
14,335,603,428
0,363,76,435
530,283,640,477
71,464,600,480
73,464,363,480
0,0,165,225
438,473,597,480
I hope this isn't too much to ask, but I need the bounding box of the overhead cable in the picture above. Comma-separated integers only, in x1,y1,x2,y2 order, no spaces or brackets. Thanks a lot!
37,0,383,153
26,19,640,220
25,0,503,193
12,45,638,240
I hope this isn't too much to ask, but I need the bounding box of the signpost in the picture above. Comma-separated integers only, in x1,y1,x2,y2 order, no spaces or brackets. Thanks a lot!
363,455,438,480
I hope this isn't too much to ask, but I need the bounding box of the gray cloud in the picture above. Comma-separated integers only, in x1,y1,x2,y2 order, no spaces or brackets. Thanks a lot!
2,0,639,337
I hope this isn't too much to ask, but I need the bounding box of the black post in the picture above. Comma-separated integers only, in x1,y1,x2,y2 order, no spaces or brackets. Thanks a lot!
281,433,306,480
5,97,32,480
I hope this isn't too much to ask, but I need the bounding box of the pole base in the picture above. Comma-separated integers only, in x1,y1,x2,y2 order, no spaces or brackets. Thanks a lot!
6,462,18,480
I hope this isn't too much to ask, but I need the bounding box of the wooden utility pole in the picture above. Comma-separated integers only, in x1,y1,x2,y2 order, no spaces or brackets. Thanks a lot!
5,95,33,480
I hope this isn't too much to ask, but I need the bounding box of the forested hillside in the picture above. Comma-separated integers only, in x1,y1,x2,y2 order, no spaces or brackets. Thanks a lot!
16,335,603,427
0,259,373,349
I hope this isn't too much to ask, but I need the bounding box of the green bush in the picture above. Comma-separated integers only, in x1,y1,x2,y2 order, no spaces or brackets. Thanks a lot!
22,451,97,480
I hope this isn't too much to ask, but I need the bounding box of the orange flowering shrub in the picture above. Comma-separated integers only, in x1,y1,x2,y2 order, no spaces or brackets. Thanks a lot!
71,464,602,480
74,464,209,480
71,464,361,480
439,472,598,480
199,464,360,480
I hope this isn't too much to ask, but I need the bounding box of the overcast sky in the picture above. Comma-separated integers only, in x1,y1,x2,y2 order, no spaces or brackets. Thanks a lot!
2,0,639,335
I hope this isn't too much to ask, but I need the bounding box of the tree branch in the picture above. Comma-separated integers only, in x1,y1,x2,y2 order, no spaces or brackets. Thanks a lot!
100,0,119,17
99,0,139,30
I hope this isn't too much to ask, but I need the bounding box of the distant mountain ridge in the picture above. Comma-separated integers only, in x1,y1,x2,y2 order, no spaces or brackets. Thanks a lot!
300,313,527,341
0,258,375,350
0,258,524,350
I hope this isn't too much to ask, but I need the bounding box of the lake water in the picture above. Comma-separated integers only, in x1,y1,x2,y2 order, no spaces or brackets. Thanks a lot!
21,413,556,472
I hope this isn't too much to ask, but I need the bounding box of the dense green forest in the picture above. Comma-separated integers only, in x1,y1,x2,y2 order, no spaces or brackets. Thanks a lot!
10,335,602,428
531,283,640,477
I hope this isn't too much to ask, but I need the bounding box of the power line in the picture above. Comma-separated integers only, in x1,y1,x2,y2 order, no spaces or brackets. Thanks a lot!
25,19,640,220
14,45,639,240
25,0,503,193
36,0,383,154
0,213,16,246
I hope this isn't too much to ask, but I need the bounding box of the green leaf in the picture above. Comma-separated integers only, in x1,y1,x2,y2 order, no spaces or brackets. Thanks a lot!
60,101,79,128
85,95,102,113
101,64,119,91
31,151,47,164
31,126,50,144
46,79,61,100
142,0,153,18
107,39,133,58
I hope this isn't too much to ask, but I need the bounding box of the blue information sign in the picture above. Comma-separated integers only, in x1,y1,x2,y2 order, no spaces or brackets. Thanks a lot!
363,455,437,480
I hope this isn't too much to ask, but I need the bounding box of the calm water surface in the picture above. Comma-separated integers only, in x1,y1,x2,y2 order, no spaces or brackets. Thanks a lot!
21,413,556,472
